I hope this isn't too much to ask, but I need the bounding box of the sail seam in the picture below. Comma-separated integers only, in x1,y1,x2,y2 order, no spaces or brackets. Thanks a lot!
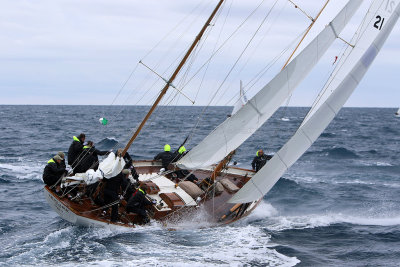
349,71,361,85
285,68,290,94
329,21,339,38
276,151,289,169
317,35,320,61
250,178,264,200
325,100,338,117
299,127,313,145
248,99,262,116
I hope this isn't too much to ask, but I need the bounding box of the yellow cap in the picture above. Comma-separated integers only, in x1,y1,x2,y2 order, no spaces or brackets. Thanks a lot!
178,146,186,154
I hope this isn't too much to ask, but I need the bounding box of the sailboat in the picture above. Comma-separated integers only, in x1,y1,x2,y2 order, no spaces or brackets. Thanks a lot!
44,0,400,228
395,108,400,117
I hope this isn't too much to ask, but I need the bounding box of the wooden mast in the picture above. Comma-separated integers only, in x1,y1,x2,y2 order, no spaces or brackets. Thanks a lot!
281,0,330,70
121,0,225,157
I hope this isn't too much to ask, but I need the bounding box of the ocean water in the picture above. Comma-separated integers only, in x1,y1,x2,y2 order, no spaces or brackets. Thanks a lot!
0,105,399,267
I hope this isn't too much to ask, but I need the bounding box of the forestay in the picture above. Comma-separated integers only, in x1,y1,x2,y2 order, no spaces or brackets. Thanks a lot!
177,0,362,170
229,0,400,204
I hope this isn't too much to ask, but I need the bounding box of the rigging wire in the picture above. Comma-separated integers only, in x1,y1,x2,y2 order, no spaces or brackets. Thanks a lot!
179,0,272,148
302,0,378,123
114,19,216,153
222,0,289,107
178,0,270,92
145,2,227,142
141,1,208,61
288,0,314,21
89,2,222,154
215,0,284,106
190,0,234,106
98,1,211,138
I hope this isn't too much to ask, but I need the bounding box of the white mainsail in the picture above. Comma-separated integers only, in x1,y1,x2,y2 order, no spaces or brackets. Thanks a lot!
177,0,362,169
229,0,400,204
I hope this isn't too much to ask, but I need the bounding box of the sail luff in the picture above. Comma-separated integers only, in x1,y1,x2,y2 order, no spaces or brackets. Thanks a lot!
121,0,225,157
177,0,362,170
229,1,400,204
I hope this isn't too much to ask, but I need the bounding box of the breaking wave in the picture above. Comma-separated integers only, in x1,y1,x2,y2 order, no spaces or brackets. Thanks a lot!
264,212,400,232
325,147,359,159
96,137,119,151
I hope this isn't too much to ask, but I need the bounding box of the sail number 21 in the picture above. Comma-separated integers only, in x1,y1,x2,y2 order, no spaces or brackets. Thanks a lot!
374,16,385,30
375,0,396,30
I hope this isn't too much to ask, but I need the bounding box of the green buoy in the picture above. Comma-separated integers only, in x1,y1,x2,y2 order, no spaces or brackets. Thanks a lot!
99,117,108,125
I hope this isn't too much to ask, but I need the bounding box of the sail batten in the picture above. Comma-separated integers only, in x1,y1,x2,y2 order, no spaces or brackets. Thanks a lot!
229,0,400,204
177,0,363,170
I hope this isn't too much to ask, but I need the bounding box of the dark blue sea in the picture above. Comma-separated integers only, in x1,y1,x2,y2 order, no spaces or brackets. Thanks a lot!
0,105,399,266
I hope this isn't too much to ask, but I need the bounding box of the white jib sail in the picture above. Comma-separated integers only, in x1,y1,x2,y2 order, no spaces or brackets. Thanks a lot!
177,0,362,170
229,0,400,204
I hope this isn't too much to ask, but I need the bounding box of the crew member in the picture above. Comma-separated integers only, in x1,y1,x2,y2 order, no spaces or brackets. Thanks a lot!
126,185,153,224
251,149,272,172
43,155,66,187
154,144,175,170
75,141,108,173
103,169,129,222
68,133,86,171
57,151,66,169
173,145,187,162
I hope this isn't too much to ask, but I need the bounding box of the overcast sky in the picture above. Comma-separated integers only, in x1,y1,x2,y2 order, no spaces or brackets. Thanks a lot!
0,0,399,107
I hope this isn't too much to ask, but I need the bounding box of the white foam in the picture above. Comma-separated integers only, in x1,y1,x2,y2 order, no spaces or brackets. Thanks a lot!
120,224,299,266
6,226,75,265
289,175,318,184
376,161,393,166
244,201,279,223
5,215,300,266
0,161,43,180
162,207,215,230
327,179,400,188
264,212,400,231
332,179,376,185
358,160,394,167
287,173,400,188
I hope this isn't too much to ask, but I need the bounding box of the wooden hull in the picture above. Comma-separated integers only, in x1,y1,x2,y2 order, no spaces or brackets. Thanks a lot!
44,160,262,228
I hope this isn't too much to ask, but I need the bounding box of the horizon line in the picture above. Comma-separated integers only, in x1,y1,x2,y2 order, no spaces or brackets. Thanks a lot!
0,104,397,109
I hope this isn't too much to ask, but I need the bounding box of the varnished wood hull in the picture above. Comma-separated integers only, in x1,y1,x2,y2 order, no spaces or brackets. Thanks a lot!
44,160,262,228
